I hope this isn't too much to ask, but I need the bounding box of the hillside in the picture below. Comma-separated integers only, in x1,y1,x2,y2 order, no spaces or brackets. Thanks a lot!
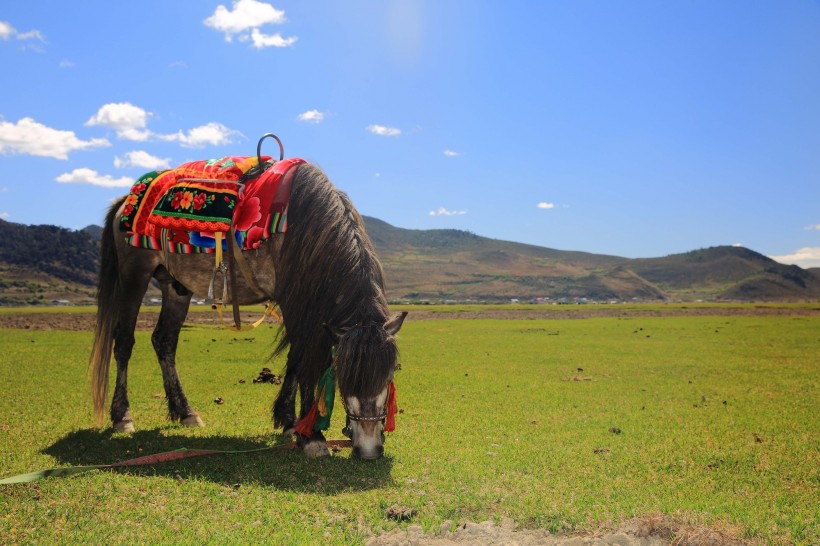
0,219,99,305
361,217,820,302
1,217,818,305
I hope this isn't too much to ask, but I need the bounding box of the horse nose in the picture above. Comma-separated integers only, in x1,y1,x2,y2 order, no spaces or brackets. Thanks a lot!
353,444,384,460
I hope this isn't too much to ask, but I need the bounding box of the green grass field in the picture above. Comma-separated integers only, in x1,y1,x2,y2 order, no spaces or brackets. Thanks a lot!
0,307,817,544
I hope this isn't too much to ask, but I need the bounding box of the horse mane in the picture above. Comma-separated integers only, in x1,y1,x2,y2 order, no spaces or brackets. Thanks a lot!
273,163,394,396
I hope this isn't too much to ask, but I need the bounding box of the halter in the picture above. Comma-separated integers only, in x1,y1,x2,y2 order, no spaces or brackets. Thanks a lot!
342,402,388,423
341,401,387,440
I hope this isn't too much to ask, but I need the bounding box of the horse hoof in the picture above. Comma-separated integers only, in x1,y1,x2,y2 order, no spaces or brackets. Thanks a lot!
113,420,135,433
181,414,205,427
303,441,330,458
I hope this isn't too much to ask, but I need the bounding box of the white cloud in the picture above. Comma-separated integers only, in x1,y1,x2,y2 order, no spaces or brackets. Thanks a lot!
56,168,133,188
85,102,240,149
59,60,75,68
367,124,401,137
205,0,286,35
804,224,820,231
250,28,297,48
0,212,9,220
770,247,820,269
157,122,242,148
204,0,296,48
297,109,325,123
0,21,13,40
114,150,172,170
429,207,467,216
0,117,110,160
1,187,8,192
85,102,153,141
16,29,45,42
537,202,556,209
0,21,45,42
444,149,461,157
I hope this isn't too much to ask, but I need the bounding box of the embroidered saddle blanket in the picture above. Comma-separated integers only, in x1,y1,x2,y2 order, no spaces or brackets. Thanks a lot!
120,156,305,253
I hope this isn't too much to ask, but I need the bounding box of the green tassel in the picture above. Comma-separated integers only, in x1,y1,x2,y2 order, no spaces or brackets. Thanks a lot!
314,365,336,431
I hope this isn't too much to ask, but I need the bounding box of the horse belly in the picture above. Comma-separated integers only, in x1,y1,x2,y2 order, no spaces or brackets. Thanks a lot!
165,241,279,305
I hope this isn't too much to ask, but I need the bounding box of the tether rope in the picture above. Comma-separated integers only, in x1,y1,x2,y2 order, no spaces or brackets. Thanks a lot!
1,440,352,484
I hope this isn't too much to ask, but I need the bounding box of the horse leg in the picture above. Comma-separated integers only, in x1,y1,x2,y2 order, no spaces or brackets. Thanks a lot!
272,346,301,435
296,381,329,458
152,277,202,427
110,271,154,432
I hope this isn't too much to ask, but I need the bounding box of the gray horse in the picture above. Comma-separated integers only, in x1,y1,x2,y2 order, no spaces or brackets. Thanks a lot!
89,160,406,459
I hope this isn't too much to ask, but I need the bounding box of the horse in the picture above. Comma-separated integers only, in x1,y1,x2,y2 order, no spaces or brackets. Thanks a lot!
88,159,407,459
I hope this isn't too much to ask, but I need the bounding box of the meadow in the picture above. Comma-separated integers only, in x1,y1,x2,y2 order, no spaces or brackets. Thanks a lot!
0,306,817,544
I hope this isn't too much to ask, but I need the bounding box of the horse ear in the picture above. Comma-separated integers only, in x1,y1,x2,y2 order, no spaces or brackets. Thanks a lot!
323,322,345,342
384,311,408,336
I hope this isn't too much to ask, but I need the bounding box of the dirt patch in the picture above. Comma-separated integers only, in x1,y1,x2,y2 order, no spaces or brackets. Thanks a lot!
403,305,820,321
0,309,276,331
0,305,818,331
366,516,754,546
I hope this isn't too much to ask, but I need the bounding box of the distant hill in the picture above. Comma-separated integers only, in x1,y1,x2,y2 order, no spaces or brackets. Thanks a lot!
361,217,820,302
1,216,818,305
0,219,99,305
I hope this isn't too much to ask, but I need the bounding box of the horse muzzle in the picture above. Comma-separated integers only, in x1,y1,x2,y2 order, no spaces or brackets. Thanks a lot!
345,417,385,460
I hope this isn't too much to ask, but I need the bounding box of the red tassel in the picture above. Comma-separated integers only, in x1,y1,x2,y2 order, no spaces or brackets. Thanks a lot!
293,402,318,437
384,381,398,433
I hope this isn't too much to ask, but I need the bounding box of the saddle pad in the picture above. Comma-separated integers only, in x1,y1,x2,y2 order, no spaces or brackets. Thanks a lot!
149,179,240,233
120,156,305,253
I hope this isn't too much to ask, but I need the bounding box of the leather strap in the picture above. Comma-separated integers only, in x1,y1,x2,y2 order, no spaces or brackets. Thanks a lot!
225,228,242,329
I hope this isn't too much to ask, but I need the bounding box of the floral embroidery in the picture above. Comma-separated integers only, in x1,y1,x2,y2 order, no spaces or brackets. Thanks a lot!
234,196,262,231
178,191,194,210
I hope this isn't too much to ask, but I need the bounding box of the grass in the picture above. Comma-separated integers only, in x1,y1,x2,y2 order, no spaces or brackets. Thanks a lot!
0,308,818,544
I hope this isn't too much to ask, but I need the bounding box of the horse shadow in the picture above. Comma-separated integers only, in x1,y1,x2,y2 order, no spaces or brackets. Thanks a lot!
42,428,394,493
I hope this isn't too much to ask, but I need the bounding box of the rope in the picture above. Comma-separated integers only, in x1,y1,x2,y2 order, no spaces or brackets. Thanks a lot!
1,440,352,484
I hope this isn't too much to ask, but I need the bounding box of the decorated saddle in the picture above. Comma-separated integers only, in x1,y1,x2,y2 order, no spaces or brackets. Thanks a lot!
120,155,305,253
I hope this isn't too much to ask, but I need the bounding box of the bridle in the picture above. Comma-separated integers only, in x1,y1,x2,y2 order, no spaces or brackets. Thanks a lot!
343,403,388,423
340,394,388,440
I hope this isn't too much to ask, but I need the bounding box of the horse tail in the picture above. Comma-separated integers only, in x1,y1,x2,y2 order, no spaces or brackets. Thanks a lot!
89,197,126,425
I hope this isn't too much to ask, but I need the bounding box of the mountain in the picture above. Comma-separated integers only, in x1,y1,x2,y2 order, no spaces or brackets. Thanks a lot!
361,217,820,302
0,219,99,305
0,217,818,305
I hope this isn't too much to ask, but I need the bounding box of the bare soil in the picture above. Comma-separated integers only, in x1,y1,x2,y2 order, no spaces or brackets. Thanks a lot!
366,516,753,546
1,304,817,331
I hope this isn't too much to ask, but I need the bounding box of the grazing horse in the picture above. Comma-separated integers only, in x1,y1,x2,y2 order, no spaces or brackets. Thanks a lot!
89,159,406,459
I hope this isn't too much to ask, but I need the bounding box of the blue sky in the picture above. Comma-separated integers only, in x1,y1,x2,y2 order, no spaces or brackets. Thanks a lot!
1,1,818,267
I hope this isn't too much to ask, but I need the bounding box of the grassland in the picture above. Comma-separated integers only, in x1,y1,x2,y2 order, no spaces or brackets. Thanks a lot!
0,306,818,544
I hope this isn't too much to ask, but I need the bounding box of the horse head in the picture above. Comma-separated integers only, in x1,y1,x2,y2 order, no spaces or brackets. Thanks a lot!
328,312,407,459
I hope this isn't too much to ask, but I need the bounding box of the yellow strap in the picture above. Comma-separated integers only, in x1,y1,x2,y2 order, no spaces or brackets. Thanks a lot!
213,301,281,331
211,235,280,331
215,232,223,267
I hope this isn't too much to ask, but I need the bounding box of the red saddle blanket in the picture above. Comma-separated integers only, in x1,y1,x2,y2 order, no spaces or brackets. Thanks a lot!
120,156,305,253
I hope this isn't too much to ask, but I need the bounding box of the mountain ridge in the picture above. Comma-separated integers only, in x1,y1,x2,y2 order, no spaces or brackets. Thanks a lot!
0,216,817,305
